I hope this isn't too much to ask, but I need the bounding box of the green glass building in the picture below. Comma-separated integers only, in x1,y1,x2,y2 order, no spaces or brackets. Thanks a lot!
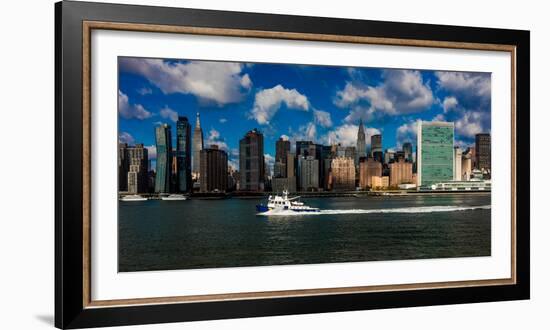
155,124,172,193
417,121,454,187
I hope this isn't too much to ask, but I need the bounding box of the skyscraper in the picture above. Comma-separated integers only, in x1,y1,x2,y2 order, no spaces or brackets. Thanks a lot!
454,146,462,181
356,119,366,164
127,143,149,194
118,143,129,192
176,116,192,192
416,121,454,187
330,156,355,191
155,124,172,193
275,138,291,169
192,112,204,180
475,133,491,172
298,155,319,191
402,142,413,163
274,137,291,178
239,129,265,191
359,157,382,189
199,144,228,193
389,158,413,187
371,134,383,163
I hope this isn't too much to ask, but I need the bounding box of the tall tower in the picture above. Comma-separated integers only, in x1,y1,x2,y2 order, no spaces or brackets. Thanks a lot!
416,120,454,187
475,133,491,172
239,129,265,191
176,116,192,192
356,119,366,164
155,124,172,193
371,134,383,163
192,112,204,180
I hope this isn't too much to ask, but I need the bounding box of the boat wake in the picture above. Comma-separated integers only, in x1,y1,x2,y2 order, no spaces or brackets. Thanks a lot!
258,205,491,216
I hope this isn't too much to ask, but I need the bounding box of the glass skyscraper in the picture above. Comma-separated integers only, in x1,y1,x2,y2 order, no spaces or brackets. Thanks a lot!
417,121,454,187
155,124,172,193
176,116,192,192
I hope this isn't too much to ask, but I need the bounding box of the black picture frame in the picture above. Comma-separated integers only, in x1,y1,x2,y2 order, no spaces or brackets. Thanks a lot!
55,1,530,328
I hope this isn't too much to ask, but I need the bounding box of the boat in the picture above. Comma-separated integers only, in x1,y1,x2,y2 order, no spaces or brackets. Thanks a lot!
256,190,320,214
161,194,188,201
120,194,148,202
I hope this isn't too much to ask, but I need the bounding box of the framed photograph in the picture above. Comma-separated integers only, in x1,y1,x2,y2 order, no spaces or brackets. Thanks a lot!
55,1,530,328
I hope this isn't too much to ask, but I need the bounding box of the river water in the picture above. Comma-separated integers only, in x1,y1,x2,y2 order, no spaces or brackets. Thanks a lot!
119,194,491,272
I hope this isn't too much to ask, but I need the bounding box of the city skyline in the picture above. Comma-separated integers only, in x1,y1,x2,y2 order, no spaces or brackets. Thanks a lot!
118,57,491,172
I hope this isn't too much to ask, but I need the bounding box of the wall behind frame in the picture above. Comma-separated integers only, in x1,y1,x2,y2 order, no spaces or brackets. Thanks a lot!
0,0,546,330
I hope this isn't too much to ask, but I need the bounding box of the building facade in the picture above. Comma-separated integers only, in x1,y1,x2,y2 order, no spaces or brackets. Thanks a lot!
192,112,204,180
371,134,383,162
239,129,265,191
126,143,149,194
356,119,366,163
454,146,462,181
298,155,319,191
416,121,454,187
154,124,172,193
176,116,192,192
359,158,382,189
118,143,129,192
330,156,355,191
475,133,491,172
199,145,228,193
462,152,472,180
389,158,413,187
402,142,413,163
371,175,389,189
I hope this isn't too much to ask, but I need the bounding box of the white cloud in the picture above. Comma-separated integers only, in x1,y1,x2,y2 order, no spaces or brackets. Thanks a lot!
455,111,484,136
396,121,418,146
313,109,333,128
435,71,491,100
118,90,152,120
205,128,228,151
118,132,135,145
119,58,252,105
442,96,458,113
280,134,290,141
322,124,380,147
159,106,178,122
250,84,309,125
219,118,227,123
146,145,157,159
335,70,434,122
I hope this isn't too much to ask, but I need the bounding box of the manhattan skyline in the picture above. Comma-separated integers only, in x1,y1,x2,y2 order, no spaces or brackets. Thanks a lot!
118,57,491,171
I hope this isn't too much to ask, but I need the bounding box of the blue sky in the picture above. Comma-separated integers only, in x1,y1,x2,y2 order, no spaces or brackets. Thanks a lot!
118,57,491,170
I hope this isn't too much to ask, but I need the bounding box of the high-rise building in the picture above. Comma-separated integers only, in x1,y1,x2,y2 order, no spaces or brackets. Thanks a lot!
368,158,383,187
199,144,228,192
272,152,297,192
298,155,319,191
118,143,129,192
155,124,172,193
126,143,149,194
276,138,290,167
416,121,454,187
192,112,204,179
176,116,192,192
274,137,291,179
344,146,357,165
371,134,383,162
239,129,265,191
389,158,413,187
296,141,314,158
356,119,366,163
462,149,473,180
402,142,413,163
454,146,462,181
330,156,355,191
475,133,491,172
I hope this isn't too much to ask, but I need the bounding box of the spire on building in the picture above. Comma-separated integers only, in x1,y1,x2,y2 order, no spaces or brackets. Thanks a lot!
195,112,201,128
